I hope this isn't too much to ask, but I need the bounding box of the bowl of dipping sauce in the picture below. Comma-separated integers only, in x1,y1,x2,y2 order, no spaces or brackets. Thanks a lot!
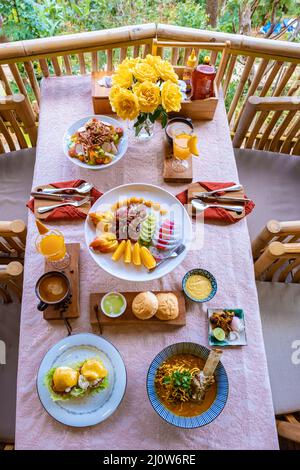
182,269,217,303
165,117,194,144
101,292,127,318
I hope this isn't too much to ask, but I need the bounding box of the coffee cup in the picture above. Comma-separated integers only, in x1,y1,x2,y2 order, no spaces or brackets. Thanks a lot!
35,271,71,311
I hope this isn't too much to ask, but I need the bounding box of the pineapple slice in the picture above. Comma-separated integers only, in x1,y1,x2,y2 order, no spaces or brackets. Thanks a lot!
140,247,156,270
124,240,132,264
132,242,141,266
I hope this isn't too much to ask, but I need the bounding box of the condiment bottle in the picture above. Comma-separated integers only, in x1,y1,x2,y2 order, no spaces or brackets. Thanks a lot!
191,64,216,100
182,49,197,96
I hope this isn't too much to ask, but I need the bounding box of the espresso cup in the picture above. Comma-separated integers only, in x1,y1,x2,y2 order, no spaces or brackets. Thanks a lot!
35,271,71,311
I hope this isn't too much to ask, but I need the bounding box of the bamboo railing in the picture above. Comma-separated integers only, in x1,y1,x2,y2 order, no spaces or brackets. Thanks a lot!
0,23,299,153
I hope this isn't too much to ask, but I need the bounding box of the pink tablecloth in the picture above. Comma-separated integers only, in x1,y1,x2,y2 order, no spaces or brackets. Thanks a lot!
15,75,278,450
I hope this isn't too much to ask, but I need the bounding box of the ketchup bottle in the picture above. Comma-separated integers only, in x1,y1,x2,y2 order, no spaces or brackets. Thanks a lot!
191,64,216,100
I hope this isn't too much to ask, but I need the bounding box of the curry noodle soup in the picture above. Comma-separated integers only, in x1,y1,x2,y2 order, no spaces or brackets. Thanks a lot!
155,354,217,417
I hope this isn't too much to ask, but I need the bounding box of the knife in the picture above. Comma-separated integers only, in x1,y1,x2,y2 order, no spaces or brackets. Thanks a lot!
31,191,93,201
195,195,250,203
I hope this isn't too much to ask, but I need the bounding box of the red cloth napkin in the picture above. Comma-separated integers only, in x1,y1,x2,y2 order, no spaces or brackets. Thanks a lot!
176,181,255,224
27,180,103,221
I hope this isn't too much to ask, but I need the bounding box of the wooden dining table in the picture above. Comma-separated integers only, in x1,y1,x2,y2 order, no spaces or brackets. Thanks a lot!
15,75,279,450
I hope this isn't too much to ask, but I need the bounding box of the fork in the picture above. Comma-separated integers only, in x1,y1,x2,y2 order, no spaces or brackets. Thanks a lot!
192,199,243,214
148,243,186,272
37,196,90,214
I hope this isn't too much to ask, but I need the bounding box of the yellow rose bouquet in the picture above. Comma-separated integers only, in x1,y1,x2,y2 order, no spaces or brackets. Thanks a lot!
109,55,182,138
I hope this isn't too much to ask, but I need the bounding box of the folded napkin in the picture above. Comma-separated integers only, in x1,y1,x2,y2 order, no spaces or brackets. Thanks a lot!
27,179,103,221
176,181,255,224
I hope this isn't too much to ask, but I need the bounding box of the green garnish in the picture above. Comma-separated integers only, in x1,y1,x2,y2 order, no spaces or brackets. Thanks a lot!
163,370,192,390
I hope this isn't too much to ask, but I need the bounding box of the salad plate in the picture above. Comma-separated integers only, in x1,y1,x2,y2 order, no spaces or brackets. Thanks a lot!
36,333,126,427
63,115,128,170
85,183,193,282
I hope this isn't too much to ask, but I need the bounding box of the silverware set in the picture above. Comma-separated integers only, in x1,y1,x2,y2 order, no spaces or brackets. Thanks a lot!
192,183,246,214
32,182,94,214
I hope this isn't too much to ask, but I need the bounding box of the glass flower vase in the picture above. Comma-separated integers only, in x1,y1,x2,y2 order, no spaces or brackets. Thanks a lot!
134,115,154,142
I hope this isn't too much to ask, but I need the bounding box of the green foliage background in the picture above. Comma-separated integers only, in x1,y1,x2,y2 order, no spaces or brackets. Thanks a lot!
1,0,298,42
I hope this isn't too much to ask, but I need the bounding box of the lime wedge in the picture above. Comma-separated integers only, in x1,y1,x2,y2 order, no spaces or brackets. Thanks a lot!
213,327,226,342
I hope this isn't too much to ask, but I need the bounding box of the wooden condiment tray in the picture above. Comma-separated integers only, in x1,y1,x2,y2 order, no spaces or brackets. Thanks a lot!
43,243,80,320
90,290,186,330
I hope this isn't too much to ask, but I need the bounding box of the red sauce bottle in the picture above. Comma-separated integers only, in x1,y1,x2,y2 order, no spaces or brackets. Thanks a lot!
191,65,216,100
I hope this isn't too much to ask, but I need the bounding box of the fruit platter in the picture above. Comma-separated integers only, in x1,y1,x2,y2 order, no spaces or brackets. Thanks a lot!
85,184,192,281
63,115,128,170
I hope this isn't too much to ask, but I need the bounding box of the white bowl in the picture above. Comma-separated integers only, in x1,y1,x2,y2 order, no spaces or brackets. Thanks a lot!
63,115,128,170
100,292,127,318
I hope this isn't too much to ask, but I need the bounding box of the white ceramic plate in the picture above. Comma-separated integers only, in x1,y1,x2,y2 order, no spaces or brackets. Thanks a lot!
63,115,128,170
85,183,193,282
36,333,126,427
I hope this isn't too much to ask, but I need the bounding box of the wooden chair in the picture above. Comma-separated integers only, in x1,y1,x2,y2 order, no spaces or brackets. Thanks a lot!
0,220,27,264
253,220,300,444
0,261,23,302
233,95,300,155
0,93,37,152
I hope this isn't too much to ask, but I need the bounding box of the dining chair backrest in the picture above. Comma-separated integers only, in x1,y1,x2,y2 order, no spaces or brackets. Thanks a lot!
233,95,300,155
0,220,27,263
0,260,23,302
0,93,37,152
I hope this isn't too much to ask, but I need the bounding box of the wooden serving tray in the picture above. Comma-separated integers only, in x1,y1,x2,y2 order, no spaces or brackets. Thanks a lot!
92,71,114,115
187,182,246,220
33,183,92,220
163,139,193,184
43,243,80,320
90,291,186,331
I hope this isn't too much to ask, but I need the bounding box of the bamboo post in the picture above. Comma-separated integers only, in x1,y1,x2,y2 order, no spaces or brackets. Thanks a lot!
0,115,16,151
8,63,28,96
215,41,231,89
91,51,98,72
228,56,255,124
7,109,28,149
254,241,286,279
0,65,12,94
24,61,40,104
0,261,24,301
292,137,300,156
78,53,86,74
276,420,300,444
39,58,50,77
232,96,259,148
281,115,300,154
273,63,297,96
233,58,269,132
260,61,283,96
223,55,237,96
51,56,62,76
252,219,281,259
15,94,37,146
269,110,298,152
63,55,72,75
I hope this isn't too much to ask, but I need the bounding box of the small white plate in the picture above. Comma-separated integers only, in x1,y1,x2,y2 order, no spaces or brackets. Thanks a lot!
63,115,128,170
36,333,126,427
85,183,193,282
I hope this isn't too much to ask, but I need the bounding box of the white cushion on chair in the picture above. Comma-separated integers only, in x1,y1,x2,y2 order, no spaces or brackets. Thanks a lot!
0,300,21,442
256,281,300,415
235,149,300,241
0,147,36,222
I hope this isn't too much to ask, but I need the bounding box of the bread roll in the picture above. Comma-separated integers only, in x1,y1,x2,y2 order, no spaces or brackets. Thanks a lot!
155,293,179,320
132,291,158,320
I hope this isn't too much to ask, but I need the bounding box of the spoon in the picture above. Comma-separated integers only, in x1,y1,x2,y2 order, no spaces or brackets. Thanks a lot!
41,182,93,195
192,199,243,214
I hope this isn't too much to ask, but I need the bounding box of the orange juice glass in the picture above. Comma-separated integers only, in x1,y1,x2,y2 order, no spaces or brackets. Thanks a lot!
36,229,70,269
172,133,191,172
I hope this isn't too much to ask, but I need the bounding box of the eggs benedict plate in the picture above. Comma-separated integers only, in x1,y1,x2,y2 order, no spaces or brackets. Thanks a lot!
37,333,126,427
